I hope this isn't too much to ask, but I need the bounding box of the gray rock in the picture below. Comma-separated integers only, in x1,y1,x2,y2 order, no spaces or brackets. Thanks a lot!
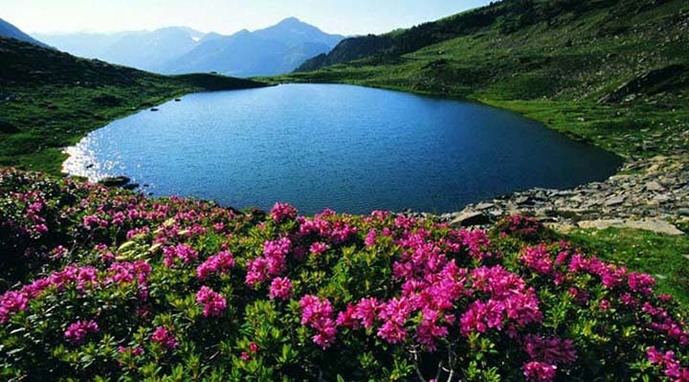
98,176,131,187
450,211,490,227
605,195,626,207
475,202,495,211
645,181,666,192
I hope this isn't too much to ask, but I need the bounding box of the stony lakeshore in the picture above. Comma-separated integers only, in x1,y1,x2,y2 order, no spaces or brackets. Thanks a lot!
441,155,689,235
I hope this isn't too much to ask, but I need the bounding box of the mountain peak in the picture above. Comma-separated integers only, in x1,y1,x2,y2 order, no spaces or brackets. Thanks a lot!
0,17,50,48
277,17,304,25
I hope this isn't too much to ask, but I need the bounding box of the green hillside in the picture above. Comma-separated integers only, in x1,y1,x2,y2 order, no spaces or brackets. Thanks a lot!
280,0,689,159
0,37,267,174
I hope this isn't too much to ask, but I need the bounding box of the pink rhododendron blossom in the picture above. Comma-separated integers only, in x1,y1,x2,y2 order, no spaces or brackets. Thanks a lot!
151,326,177,350
162,244,198,267
647,347,689,381
627,272,656,295
268,277,292,300
196,286,227,317
270,202,297,223
521,244,553,275
299,295,337,349
196,251,235,280
599,299,611,311
246,238,291,286
64,320,99,344
500,214,544,240
364,229,378,247
0,291,29,324
336,304,359,329
523,361,557,381
523,335,577,365
309,241,329,256
353,298,380,329
107,261,151,285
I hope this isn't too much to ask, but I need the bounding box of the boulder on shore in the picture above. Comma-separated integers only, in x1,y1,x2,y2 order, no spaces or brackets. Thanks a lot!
98,176,131,188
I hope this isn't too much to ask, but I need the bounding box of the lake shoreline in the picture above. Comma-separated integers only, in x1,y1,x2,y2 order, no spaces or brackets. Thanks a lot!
259,82,687,235
429,154,689,235
59,83,620,215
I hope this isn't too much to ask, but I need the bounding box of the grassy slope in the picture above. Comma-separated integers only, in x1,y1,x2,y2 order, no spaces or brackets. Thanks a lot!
276,0,689,159
0,37,267,174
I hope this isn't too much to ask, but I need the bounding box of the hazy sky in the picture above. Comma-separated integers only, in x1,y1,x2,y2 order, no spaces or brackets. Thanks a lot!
2,0,493,36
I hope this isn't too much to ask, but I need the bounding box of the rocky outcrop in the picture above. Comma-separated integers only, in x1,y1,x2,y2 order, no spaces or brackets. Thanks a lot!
440,155,689,235
598,64,689,104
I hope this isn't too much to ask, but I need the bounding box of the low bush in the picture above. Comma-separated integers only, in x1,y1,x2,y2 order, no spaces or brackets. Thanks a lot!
1,168,688,381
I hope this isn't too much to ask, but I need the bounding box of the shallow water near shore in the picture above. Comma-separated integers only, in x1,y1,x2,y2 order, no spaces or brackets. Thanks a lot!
63,83,622,214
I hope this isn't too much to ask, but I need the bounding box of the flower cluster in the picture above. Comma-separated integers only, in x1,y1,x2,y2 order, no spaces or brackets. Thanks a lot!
270,202,297,223
196,251,235,280
196,286,227,318
496,214,544,240
523,361,557,382
151,326,178,350
0,265,98,323
647,347,689,381
162,244,198,267
64,320,99,344
299,295,337,349
268,277,292,300
460,266,542,335
245,238,291,287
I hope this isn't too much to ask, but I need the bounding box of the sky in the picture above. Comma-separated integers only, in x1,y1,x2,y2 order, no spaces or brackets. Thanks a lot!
1,0,493,36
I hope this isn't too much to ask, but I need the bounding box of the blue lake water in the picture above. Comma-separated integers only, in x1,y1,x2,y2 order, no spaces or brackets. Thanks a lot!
64,84,622,214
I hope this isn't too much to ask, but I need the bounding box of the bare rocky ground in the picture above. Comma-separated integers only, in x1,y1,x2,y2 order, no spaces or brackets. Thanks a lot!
437,155,689,235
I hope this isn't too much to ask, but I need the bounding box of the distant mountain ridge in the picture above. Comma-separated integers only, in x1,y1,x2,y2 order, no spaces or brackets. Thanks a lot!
36,18,345,77
0,18,49,48
35,27,204,72
165,18,345,77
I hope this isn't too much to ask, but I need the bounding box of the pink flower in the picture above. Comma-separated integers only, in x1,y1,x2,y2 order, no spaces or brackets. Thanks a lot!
521,244,553,275
64,320,99,344
118,345,144,356
196,286,227,318
245,238,291,287
523,361,557,381
196,251,235,280
364,229,378,247
162,244,198,267
353,298,380,329
0,291,29,324
82,214,108,230
647,347,689,380
51,245,67,259
336,304,359,329
523,335,577,365
299,295,337,349
249,342,259,353
309,242,329,256
627,272,656,295
151,326,177,350
598,299,611,311
270,202,297,223
268,277,292,300
107,261,151,285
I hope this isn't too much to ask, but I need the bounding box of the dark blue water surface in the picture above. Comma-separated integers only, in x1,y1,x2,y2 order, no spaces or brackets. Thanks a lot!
64,84,621,214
